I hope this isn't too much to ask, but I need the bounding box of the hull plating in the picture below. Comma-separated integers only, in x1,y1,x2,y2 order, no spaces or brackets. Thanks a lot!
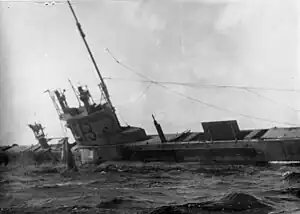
79,139,300,164
64,115,300,164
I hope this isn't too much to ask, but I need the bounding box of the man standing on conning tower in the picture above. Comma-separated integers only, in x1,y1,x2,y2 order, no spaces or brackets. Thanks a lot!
78,86,93,113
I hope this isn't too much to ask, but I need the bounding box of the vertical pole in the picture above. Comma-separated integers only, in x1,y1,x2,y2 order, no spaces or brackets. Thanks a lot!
68,79,81,106
67,0,121,127
62,137,78,171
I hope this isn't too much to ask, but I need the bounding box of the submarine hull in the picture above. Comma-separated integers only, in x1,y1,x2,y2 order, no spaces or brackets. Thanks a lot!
64,112,300,164
123,140,300,163
78,139,300,164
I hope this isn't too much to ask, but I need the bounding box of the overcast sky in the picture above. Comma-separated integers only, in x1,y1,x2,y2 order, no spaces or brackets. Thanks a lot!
1,0,300,145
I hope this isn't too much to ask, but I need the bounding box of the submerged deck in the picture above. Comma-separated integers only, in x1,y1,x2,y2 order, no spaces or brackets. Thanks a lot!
76,120,300,163
76,120,300,148
126,120,300,145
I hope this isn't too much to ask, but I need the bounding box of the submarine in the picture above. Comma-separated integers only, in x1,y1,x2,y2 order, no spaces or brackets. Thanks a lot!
44,1,300,165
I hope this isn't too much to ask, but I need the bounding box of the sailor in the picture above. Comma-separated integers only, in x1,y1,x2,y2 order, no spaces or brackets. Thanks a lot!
54,90,68,110
78,86,92,112
61,89,68,107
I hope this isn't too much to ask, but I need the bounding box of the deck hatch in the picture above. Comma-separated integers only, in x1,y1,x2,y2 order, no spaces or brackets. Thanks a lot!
201,120,240,141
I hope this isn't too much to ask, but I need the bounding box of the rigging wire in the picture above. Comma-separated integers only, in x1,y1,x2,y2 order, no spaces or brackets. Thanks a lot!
155,83,299,126
102,76,300,93
116,82,153,107
114,82,152,126
244,88,300,113
104,76,300,113
105,48,299,127
130,82,153,104
123,83,153,104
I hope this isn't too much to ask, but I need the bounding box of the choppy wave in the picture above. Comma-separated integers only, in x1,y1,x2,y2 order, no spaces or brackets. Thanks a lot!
1,162,300,213
282,171,300,183
146,192,274,214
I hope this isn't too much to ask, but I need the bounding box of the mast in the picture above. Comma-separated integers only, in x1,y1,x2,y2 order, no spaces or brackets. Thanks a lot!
67,1,121,127
68,79,81,106
44,89,62,117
